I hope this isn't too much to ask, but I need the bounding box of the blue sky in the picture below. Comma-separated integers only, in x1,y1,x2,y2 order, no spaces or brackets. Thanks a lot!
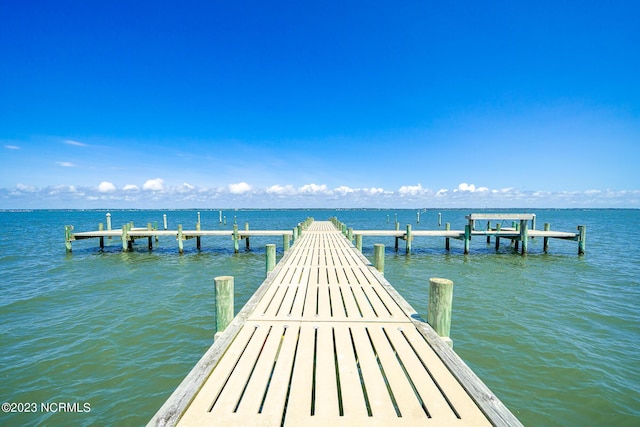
1,1,639,208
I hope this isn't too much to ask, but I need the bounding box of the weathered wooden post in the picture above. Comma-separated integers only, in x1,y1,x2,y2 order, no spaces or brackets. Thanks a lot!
147,223,153,250
520,220,528,254
355,234,362,252
543,223,551,253
514,222,519,251
98,223,104,249
406,224,412,254
106,213,112,231
297,224,303,238
233,224,239,253
445,222,451,250
374,243,385,274
196,212,201,231
177,224,184,254
495,223,501,251
387,214,390,223
464,224,471,254
438,212,442,227
121,225,129,252
214,276,234,340
283,234,290,251
266,244,276,274
578,225,586,255
292,227,298,244
347,227,353,242
486,221,491,244
65,225,73,252
245,222,250,250
428,278,454,348
417,211,420,223
163,214,167,230
219,210,222,223
395,221,400,251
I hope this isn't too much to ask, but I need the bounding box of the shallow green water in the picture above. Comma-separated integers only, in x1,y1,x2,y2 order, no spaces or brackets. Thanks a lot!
1,209,639,426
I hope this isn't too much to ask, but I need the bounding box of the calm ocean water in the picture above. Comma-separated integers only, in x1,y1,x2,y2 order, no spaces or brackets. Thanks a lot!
1,208,638,426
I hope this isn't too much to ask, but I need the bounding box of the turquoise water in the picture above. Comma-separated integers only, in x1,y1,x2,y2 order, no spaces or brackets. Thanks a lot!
1,209,639,426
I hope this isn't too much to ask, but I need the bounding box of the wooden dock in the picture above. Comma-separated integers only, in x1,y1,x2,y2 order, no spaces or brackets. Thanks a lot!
149,220,522,426
65,221,297,253
347,213,586,255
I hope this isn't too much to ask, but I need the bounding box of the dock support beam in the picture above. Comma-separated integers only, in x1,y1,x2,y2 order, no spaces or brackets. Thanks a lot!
428,277,454,348
266,244,276,274
374,244,385,274
214,276,234,340
578,225,586,255
355,234,362,252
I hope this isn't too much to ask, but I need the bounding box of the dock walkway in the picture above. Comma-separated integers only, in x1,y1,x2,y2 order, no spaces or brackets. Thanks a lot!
150,221,521,426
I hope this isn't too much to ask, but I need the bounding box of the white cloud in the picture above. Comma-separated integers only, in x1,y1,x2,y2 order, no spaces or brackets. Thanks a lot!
267,184,296,195
229,182,252,194
98,181,116,193
143,178,165,191
456,182,475,192
335,186,355,195
4,145,19,150
64,140,87,147
176,182,195,193
56,161,77,167
15,183,37,192
363,187,386,195
398,183,425,196
123,184,140,191
299,183,329,194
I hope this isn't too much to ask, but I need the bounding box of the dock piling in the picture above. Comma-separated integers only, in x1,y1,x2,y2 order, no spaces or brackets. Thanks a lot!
520,219,528,255
464,224,471,254
163,214,167,230
266,244,276,274
406,224,412,254
355,234,362,252
178,224,184,254
374,243,385,274
98,223,104,249
578,225,586,255
428,278,454,348
543,223,550,252
283,234,290,251
65,225,73,252
106,213,111,231
445,222,450,250
214,276,234,339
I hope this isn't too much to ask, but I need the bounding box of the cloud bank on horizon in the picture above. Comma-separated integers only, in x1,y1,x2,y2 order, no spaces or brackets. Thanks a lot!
3,178,637,209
